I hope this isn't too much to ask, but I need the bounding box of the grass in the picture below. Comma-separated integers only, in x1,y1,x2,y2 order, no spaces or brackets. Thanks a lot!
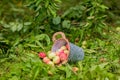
0,26,120,80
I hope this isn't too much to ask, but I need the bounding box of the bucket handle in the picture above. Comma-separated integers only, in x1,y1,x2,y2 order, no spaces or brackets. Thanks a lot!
52,32,66,42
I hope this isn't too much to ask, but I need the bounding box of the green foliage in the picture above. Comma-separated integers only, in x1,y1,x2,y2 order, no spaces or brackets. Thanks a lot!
62,20,71,29
53,16,61,25
0,0,61,54
61,0,108,41
103,0,120,25
24,34,50,51
0,20,32,33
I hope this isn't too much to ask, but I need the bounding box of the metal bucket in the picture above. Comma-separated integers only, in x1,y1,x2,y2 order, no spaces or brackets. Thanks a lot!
51,32,84,63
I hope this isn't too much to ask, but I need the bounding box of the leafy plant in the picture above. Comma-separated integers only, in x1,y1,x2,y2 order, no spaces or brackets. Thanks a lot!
0,0,61,55
24,34,51,51
61,0,108,42
26,0,61,32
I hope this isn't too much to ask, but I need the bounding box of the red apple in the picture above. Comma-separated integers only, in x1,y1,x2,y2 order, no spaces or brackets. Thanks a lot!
66,44,69,49
59,53,67,61
58,49,65,55
53,56,60,64
56,51,60,56
58,48,64,53
38,52,46,58
43,57,50,64
60,50,64,53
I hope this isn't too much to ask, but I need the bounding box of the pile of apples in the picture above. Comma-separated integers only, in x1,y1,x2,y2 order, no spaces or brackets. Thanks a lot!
38,45,69,66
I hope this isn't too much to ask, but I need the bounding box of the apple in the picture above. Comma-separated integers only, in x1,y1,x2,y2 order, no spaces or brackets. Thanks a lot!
64,50,69,54
53,56,60,64
58,48,65,55
47,51,51,54
66,44,69,49
56,51,60,56
38,52,46,58
60,46,67,50
59,53,67,61
72,67,79,72
58,48,64,53
47,61,54,66
60,50,64,53
48,52,56,59
61,60,67,64
43,57,50,64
